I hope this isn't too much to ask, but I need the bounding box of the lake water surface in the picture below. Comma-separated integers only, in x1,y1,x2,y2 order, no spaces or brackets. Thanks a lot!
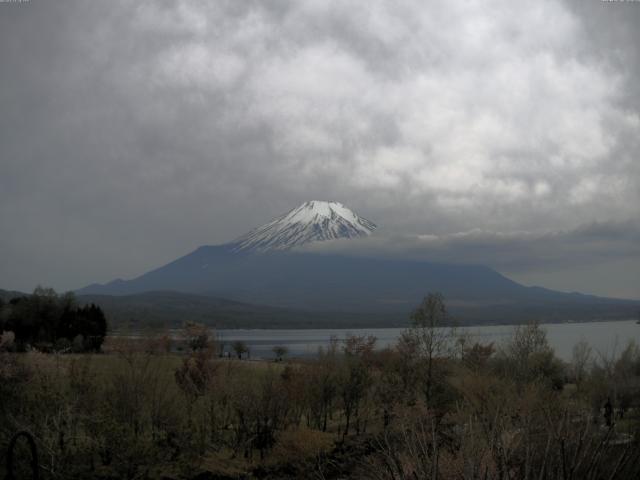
216,320,640,361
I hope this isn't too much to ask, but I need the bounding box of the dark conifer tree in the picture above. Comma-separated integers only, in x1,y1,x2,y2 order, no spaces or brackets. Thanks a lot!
3,290,108,352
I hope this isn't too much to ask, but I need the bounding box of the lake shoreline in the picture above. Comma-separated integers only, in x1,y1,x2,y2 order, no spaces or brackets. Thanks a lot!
109,319,640,362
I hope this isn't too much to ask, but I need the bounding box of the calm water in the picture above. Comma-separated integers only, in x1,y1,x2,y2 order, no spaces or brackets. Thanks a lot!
215,320,640,361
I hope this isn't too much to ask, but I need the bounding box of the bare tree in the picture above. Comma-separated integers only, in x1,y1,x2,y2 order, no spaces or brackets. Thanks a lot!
402,292,456,404
182,322,215,353
272,345,289,361
338,334,377,437
571,339,592,392
232,340,249,360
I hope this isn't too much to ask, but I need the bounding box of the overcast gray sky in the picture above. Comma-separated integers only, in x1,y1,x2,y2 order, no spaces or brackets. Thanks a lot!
1,0,639,299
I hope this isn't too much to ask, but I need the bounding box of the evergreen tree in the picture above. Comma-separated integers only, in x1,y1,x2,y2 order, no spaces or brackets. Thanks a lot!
1,289,108,352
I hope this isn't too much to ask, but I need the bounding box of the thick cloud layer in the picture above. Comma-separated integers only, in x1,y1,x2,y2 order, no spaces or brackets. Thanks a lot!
302,220,640,298
1,0,639,298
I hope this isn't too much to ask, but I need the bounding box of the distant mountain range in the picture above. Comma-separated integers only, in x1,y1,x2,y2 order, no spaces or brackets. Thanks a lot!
75,201,640,328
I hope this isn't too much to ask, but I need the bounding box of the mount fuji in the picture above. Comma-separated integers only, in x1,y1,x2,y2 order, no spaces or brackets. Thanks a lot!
231,201,376,252
78,201,639,327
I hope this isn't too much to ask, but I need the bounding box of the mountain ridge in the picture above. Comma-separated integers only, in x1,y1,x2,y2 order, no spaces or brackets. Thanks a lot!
77,246,638,316
3,287,637,329
76,201,640,326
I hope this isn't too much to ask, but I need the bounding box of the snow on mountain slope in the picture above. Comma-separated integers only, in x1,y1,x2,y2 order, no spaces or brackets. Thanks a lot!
230,201,377,252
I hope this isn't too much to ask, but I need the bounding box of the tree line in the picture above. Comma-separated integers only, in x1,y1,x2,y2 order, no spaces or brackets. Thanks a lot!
0,286,107,353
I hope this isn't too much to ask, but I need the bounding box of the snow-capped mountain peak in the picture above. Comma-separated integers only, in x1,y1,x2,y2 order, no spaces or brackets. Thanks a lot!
230,201,376,252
